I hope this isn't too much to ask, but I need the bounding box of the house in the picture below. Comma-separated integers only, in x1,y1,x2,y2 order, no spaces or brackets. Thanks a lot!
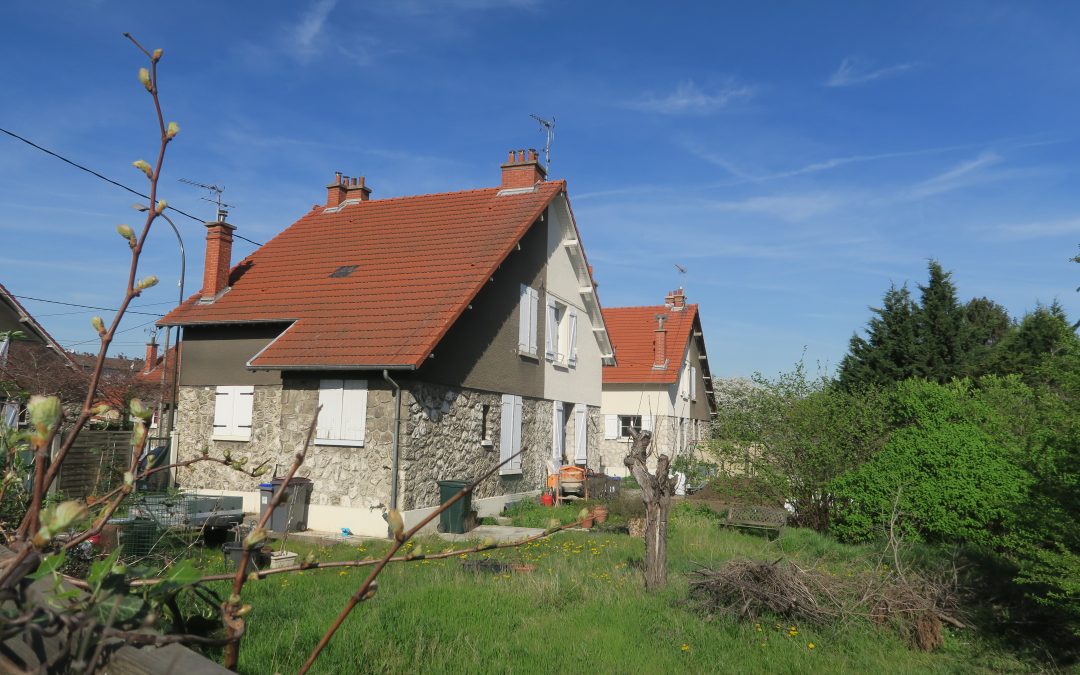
160,149,615,536
598,289,716,475
0,282,80,427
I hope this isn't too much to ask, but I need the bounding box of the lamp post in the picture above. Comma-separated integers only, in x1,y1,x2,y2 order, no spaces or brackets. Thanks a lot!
154,211,185,441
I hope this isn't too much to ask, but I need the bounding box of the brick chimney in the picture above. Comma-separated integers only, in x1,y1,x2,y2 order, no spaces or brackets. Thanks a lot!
201,214,236,303
500,149,547,189
652,314,668,370
326,173,371,207
665,287,687,311
143,334,158,374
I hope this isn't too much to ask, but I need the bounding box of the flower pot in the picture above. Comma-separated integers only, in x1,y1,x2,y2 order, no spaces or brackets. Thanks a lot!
592,506,609,524
581,516,594,529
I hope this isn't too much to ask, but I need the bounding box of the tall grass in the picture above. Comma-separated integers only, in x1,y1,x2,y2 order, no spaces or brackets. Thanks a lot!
182,506,1035,674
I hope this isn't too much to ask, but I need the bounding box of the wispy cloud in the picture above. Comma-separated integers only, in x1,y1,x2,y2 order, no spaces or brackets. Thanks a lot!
292,0,338,59
703,192,848,221
629,80,754,114
995,217,1080,240
908,151,1002,198
825,57,918,87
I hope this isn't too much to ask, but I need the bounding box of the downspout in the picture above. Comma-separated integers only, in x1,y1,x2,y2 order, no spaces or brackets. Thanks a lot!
383,370,402,513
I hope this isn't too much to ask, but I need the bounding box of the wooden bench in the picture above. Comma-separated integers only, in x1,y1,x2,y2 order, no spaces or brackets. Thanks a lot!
722,505,788,539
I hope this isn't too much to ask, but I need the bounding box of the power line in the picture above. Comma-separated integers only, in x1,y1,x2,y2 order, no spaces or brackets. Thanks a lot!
11,294,164,317
0,126,264,247
61,317,160,348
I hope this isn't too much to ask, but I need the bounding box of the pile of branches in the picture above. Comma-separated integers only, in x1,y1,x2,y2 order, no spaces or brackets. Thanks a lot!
689,559,840,624
689,557,963,652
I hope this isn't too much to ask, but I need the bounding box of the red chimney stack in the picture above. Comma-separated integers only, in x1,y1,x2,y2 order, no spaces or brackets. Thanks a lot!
201,214,236,303
652,314,667,369
665,287,687,311
143,335,158,374
500,149,547,189
326,173,372,207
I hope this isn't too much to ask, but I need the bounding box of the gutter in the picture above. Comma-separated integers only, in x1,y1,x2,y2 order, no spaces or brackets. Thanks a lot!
383,370,402,516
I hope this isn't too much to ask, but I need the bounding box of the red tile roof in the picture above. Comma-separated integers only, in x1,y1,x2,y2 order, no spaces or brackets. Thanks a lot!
601,304,699,384
161,182,566,369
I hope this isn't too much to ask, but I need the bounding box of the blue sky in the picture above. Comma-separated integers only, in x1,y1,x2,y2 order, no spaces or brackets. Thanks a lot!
2,1,1078,377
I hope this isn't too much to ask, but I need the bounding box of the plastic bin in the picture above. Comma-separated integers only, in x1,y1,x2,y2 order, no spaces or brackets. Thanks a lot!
436,479,472,534
259,477,313,533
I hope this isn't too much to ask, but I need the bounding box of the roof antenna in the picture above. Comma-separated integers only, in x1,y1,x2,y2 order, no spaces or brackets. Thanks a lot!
179,178,234,222
530,114,555,175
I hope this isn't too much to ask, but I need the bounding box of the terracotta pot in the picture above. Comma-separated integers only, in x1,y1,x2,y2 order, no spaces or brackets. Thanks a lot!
581,517,594,529
592,506,609,524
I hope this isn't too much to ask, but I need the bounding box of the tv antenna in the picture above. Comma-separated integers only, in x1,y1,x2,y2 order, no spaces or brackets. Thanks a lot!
674,263,687,275
179,178,234,221
530,114,555,174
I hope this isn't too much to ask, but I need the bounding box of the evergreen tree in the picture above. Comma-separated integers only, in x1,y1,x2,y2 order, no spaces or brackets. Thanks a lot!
838,284,921,389
960,297,1014,377
991,302,1080,380
917,260,965,382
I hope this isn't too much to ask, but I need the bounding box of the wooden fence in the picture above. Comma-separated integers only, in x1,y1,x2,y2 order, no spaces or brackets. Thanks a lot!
56,429,133,500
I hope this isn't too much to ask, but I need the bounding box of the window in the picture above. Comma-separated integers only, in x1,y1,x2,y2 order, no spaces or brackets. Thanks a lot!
316,379,368,446
499,394,523,474
213,385,254,441
480,404,492,446
518,285,539,356
544,298,579,367
618,415,642,438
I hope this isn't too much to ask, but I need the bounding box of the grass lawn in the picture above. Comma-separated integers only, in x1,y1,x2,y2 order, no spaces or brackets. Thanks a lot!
181,505,1039,674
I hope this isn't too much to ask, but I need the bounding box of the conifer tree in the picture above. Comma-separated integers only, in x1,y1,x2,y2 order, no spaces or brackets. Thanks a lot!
916,260,965,382
838,284,921,389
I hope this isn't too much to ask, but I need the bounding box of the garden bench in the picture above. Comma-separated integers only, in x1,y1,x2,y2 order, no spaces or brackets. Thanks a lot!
722,505,788,538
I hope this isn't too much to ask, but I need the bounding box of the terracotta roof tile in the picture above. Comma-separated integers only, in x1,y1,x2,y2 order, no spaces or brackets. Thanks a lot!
602,304,699,384
161,182,565,369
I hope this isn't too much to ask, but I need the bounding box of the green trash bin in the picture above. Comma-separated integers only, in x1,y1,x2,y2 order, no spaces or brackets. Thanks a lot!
436,479,472,534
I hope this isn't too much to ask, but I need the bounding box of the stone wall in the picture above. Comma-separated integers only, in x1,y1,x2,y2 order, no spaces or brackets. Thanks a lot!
596,414,701,477
398,381,549,510
174,380,397,511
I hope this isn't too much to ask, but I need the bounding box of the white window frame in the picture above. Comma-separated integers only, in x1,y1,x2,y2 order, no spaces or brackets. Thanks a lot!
617,415,642,438
213,385,254,442
546,297,567,364
315,379,368,447
518,284,539,357
499,394,523,475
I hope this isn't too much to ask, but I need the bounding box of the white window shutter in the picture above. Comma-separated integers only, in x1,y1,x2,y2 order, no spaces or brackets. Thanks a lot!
544,298,556,360
552,401,563,465
499,394,513,468
341,380,368,443
528,288,539,355
518,285,530,352
603,414,618,440
690,366,697,401
574,407,587,463
642,414,654,432
567,309,578,366
317,379,345,441
510,395,523,472
234,386,252,440
213,387,233,434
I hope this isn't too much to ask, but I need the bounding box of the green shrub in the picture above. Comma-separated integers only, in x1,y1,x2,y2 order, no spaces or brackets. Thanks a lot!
830,379,1031,545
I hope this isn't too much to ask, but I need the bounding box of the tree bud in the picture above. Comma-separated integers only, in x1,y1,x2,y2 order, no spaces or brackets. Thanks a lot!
166,121,180,139
138,67,152,91
387,509,405,541
129,398,152,420
91,316,106,336
135,275,159,291
52,500,88,531
133,159,153,179
244,528,267,549
28,395,61,439
116,224,136,244
155,200,167,214
152,48,163,62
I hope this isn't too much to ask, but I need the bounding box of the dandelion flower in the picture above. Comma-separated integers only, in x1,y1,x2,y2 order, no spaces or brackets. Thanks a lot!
680,644,690,652
808,643,816,650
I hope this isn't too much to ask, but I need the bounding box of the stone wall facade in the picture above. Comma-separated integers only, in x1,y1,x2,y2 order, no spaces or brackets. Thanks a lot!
596,414,710,477
175,379,607,518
